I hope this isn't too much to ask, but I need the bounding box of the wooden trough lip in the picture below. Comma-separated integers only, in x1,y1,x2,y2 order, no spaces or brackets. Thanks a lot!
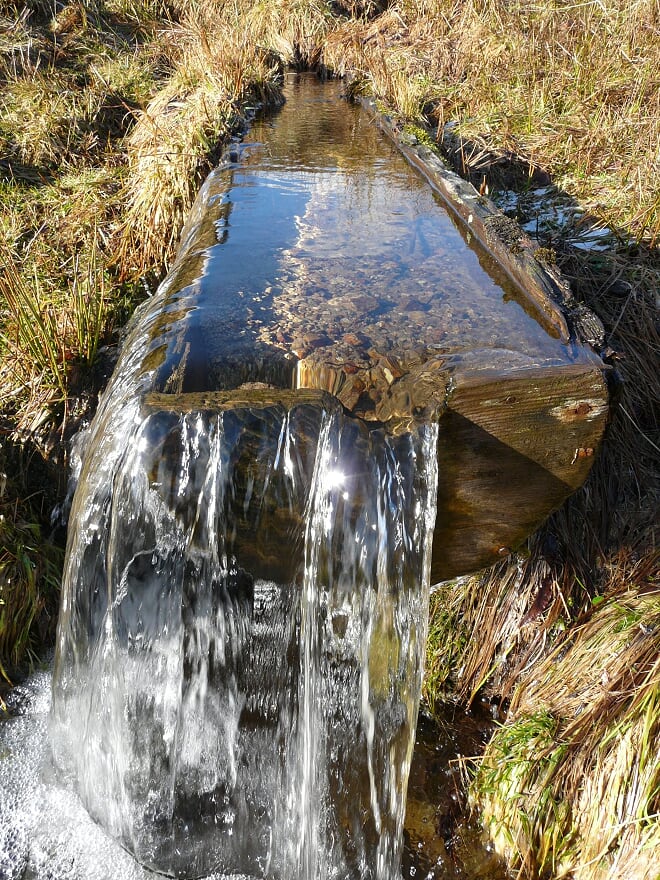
135,74,609,583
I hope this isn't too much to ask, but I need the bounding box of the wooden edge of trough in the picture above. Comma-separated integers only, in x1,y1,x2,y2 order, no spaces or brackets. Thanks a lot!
135,84,612,582
351,92,611,579
357,95,607,352
144,388,334,414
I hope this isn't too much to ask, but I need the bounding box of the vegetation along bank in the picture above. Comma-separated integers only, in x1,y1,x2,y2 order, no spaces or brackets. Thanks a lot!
1,2,658,878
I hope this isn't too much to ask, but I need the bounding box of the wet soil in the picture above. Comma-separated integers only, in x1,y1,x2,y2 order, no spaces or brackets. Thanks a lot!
404,707,510,880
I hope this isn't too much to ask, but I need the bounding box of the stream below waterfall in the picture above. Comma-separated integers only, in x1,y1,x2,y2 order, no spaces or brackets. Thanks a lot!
0,666,508,879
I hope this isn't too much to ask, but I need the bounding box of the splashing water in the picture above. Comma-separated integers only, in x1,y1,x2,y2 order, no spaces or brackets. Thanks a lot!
43,74,442,876
49,356,439,879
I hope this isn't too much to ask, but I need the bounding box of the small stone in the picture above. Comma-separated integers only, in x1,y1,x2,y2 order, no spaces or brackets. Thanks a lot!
342,333,363,347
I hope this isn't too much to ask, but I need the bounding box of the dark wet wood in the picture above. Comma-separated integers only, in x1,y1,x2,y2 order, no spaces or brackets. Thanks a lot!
432,363,608,580
141,360,608,584
144,388,333,413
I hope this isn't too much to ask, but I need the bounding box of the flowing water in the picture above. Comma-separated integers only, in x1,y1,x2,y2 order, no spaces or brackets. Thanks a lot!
0,73,560,880
50,398,439,879
0,671,508,880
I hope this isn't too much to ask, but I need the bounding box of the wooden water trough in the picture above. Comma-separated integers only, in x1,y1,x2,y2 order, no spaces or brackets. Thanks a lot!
134,75,609,584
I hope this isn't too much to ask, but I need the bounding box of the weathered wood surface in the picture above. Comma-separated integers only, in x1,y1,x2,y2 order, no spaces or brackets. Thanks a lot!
435,363,607,578
131,76,609,583
141,364,607,584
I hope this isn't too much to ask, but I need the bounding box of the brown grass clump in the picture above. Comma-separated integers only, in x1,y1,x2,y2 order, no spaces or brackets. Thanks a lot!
324,0,660,244
473,586,660,880
245,0,333,69
0,2,166,429
0,468,62,681
0,239,109,433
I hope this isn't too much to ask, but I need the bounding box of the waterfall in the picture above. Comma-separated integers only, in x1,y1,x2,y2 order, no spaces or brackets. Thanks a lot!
51,379,438,879
46,71,606,880
3,71,606,880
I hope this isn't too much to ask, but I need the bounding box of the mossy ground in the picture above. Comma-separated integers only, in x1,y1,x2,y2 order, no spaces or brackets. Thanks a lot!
0,2,658,876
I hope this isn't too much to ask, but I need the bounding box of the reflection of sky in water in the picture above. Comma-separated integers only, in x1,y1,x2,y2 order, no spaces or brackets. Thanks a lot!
203,173,313,295
191,75,581,367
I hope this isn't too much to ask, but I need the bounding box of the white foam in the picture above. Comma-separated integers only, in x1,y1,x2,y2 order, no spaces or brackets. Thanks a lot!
0,670,259,880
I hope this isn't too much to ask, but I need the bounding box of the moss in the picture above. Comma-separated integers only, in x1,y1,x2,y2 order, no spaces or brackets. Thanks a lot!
534,246,557,267
484,213,525,254
422,581,471,713
402,122,439,154
470,589,660,880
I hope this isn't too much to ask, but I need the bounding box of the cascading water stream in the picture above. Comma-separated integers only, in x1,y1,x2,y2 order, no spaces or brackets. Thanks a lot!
51,378,439,879
0,72,606,880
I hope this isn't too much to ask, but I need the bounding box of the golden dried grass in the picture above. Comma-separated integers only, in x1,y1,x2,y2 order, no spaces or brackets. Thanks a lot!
473,586,660,880
245,0,333,68
0,235,110,432
324,0,660,243
0,492,62,681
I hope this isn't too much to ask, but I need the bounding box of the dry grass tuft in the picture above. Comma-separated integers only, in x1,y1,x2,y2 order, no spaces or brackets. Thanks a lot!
422,578,472,712
245,0,333,69
473,586,660,880
0,236,110,434
0,475,62,681
1,248,68,406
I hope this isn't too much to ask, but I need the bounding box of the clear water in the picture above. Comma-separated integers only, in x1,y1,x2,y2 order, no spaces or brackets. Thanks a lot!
141,73,593,423
49,389,439,879
0,672,509,880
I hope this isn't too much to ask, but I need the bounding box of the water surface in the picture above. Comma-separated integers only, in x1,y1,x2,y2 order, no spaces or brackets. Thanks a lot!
148,71,592,422
1,670,509,880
